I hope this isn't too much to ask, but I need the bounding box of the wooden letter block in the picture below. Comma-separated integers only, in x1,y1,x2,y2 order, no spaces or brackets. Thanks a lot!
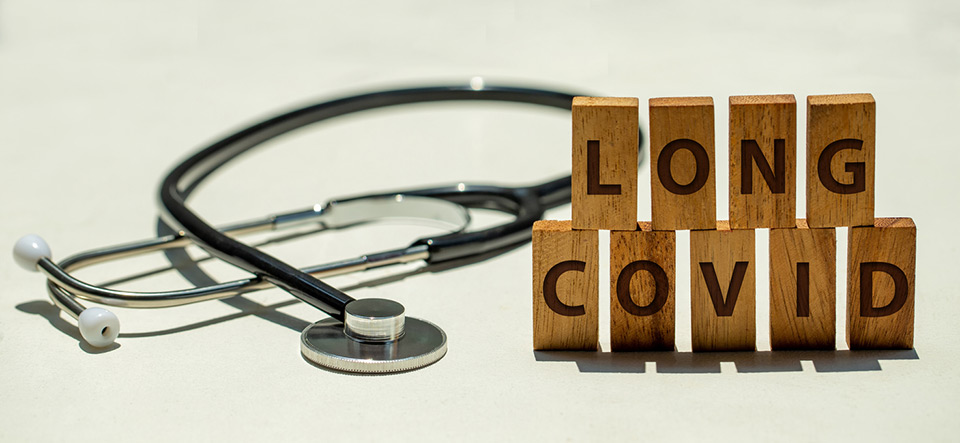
847,218,916,349
610,222,676,351
572,97,639,231
532,220,599,351
690,221,755,351
649,97,717,230
729,95,797,229
806,94,875,227
769,219,836,350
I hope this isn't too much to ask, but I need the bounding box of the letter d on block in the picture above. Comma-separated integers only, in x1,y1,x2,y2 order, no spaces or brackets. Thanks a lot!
847,218,916,349
572,97,639,231
532,220,599,351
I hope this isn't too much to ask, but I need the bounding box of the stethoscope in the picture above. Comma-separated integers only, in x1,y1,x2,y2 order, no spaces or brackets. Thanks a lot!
14,82,645,373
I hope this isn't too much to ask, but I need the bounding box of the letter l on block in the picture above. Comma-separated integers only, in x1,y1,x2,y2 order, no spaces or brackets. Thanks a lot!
572,97,639,231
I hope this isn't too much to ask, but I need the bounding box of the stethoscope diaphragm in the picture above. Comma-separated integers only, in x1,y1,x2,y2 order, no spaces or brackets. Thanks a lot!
299,298,447,373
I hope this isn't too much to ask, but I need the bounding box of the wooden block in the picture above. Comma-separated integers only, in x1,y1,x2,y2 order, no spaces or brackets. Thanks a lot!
690,221,755,351
806,94,875,227
571,97,639,231
769,219,836,350
729,95,797,229
610,222,676,351
847,218,916,349
649,97,717,230
532,220,599,350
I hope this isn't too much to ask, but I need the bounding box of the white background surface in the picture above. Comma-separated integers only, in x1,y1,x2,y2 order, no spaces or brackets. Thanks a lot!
2,1,959,441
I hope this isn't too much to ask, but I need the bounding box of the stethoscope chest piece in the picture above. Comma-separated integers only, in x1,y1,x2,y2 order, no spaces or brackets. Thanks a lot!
300,298,447,373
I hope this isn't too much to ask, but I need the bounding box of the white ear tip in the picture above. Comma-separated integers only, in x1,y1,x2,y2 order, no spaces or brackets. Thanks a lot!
13,234,52,272
78,308,120,347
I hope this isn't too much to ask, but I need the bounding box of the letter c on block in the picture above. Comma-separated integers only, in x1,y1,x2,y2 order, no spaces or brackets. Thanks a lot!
543,260,587,316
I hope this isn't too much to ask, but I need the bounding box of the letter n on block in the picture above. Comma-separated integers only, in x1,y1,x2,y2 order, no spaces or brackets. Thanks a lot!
532,220,599,350
610,222,675,351
806,94,875,227
769,219,836,350
571,97,639,231
649,97,717,230
729,95,797,229
690,221,755,351
847,218,916,349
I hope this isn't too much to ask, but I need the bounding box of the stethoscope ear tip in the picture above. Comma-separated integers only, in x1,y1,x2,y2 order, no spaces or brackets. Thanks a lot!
13,234,51,272
78,308,120,348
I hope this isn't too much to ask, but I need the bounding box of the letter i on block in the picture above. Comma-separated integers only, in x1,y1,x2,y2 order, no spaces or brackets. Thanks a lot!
532,220,599,350
649,97,717,230
690,221,755,351
610,222,676,351
769,219,836,350
729,95,797,229
571,97,639,230
806,94,875,227
847,218,916,349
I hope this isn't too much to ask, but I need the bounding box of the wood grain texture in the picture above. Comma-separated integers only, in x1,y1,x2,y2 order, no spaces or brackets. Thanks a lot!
806,94,875,228
572,96,639,231
609,222,676,351
690,221,755,351
532,220,599,351
729,95,797,229
847,217,916,349
649,97,717,230
769,219,836,350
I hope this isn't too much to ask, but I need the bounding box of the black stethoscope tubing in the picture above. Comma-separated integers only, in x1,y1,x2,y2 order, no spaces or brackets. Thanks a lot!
159,85,644,321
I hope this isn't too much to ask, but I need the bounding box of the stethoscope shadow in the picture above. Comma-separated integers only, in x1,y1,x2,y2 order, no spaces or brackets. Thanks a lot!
15,300,120,354
16,217,526,357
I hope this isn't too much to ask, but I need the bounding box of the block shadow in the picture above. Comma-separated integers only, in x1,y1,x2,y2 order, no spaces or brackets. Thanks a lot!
533,348,919,374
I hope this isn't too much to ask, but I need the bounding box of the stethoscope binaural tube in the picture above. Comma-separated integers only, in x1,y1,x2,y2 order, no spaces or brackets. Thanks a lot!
158,85,578,321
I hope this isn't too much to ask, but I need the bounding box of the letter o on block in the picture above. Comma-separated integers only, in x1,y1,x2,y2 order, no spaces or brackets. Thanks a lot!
610,222,676,351
649,97,717,230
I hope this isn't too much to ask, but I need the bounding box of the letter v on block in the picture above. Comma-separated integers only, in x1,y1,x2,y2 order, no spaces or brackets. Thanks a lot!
698,262,749,316
690,221,756,351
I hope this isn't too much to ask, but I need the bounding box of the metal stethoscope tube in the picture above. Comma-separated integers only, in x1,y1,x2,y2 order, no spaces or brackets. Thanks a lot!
35,193,470,315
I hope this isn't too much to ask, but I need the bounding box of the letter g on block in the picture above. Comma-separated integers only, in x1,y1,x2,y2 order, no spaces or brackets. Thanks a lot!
818,138,866,194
